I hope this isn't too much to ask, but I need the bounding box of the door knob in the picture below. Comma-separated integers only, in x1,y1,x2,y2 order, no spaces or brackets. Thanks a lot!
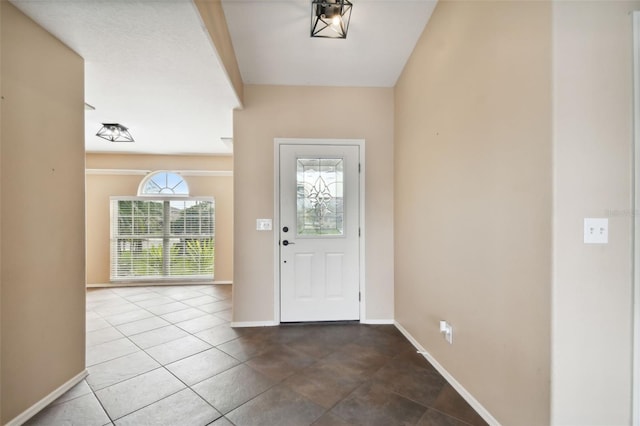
282,240,295,246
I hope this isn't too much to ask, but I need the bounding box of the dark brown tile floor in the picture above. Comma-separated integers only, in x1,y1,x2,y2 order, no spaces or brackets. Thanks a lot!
25,285,488,426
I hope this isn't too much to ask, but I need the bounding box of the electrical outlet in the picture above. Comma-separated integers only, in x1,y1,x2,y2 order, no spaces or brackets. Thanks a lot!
439,320,453,344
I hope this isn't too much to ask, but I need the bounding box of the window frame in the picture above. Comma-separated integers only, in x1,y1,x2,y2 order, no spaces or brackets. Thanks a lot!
109,195,215,282
137,171,190,197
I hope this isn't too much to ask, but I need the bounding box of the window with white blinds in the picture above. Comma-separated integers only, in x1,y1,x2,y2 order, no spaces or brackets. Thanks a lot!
110,198,215,281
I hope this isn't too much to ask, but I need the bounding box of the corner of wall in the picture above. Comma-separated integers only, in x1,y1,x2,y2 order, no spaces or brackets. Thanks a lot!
0,1,3,421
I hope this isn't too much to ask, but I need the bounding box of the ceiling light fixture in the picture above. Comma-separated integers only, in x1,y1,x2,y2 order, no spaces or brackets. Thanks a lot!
311,0,352,39
96,123,135,142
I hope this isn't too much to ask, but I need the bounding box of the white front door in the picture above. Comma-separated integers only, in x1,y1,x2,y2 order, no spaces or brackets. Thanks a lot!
279,144,360,322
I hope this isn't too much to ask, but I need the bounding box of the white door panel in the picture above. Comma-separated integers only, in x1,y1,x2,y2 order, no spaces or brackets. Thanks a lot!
280,144,360,322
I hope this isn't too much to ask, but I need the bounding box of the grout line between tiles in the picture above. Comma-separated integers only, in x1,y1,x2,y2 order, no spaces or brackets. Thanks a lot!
85,285,474,426
91,386,116,425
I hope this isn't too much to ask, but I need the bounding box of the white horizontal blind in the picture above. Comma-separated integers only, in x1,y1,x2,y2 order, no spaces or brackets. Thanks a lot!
110,198,215,281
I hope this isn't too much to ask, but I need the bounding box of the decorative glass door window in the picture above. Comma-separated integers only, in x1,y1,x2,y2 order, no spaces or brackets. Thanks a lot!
296,158,344,236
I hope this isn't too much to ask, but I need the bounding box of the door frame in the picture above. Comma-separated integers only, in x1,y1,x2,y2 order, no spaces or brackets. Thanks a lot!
273,138,366,323
633,11,640,425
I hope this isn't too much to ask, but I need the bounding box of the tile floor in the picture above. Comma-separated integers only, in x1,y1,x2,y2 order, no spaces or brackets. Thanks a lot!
25,285,487,426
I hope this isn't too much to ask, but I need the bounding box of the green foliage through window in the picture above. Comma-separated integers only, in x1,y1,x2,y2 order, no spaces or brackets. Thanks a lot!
111,198,215,280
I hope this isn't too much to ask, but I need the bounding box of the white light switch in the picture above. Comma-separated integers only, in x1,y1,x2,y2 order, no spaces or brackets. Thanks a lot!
256,219,272,231
584,218,608,244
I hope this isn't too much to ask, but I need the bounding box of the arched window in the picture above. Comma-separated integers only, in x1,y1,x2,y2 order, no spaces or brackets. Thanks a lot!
138,171,189,196
111,172,214,281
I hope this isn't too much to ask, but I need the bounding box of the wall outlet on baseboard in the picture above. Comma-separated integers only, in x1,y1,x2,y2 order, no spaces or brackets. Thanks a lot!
439,320,453,344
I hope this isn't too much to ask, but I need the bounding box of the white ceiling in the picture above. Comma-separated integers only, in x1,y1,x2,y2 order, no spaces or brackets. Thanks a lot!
10,0,239,155
223,0,437,87
10,0,436,155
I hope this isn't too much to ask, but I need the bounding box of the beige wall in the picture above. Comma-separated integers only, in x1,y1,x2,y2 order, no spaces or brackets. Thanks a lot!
1,3,85,423
233,85,394,323
86,154,233,284
394,1,552,424
0,1,3,422
552,1,638,424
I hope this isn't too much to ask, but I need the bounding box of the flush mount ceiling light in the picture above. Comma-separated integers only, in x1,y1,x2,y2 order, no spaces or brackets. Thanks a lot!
311,0,353,39
96,123,134,142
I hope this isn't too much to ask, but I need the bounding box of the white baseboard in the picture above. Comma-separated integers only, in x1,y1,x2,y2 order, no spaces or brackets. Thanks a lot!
6,369,88,426
394,321,500,426
87,281,232,288
360,318,395,324
231,319,394,327
230,321,279,328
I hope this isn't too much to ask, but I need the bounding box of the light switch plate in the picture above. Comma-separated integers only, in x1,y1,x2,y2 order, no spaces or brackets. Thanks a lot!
256,219,272,231
584,218,608,244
